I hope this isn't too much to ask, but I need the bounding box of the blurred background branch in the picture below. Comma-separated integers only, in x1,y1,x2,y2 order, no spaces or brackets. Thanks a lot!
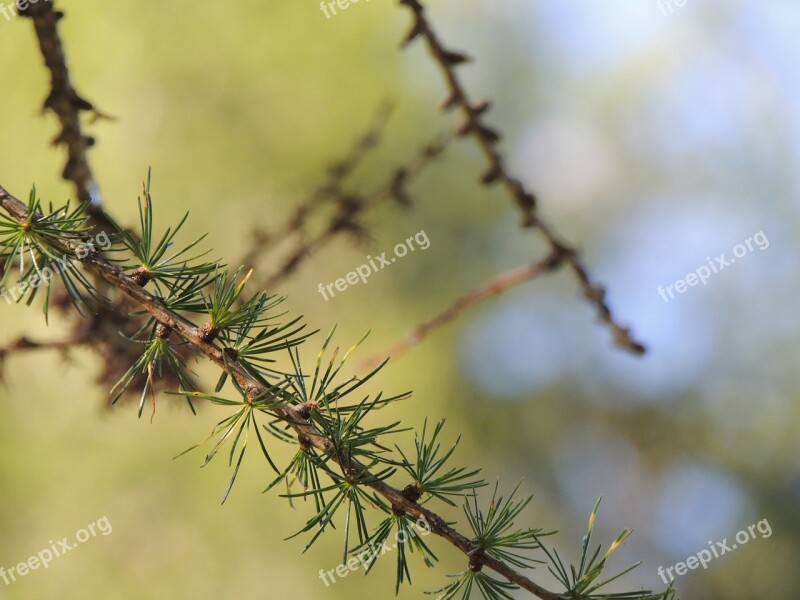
360,250,564,371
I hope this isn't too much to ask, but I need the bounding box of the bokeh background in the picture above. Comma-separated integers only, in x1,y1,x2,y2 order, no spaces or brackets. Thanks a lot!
1,0,798,598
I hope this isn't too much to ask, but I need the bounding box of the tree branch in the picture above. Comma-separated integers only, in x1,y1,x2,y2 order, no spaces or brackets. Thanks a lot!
398,0,646,355
0,182,565,600
22,1,111,223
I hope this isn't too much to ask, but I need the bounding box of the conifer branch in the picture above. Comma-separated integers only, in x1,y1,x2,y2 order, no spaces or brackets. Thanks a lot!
0,182,559,598
1,4,674,598
0,183,671,600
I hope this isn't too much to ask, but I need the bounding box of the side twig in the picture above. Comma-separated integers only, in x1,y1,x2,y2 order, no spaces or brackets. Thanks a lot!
399,0,645,355
260,132,451,290
360,251,565,371
0,335,79,382
241,100,395,267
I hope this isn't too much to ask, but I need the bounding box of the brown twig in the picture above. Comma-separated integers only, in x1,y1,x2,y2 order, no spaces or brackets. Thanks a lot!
21,1,112,225
0,335,84,354
399,0,646,355
0,335,79,382
360,251,565,371
240,100,395,269
0,183,564,600
260,132,451,290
